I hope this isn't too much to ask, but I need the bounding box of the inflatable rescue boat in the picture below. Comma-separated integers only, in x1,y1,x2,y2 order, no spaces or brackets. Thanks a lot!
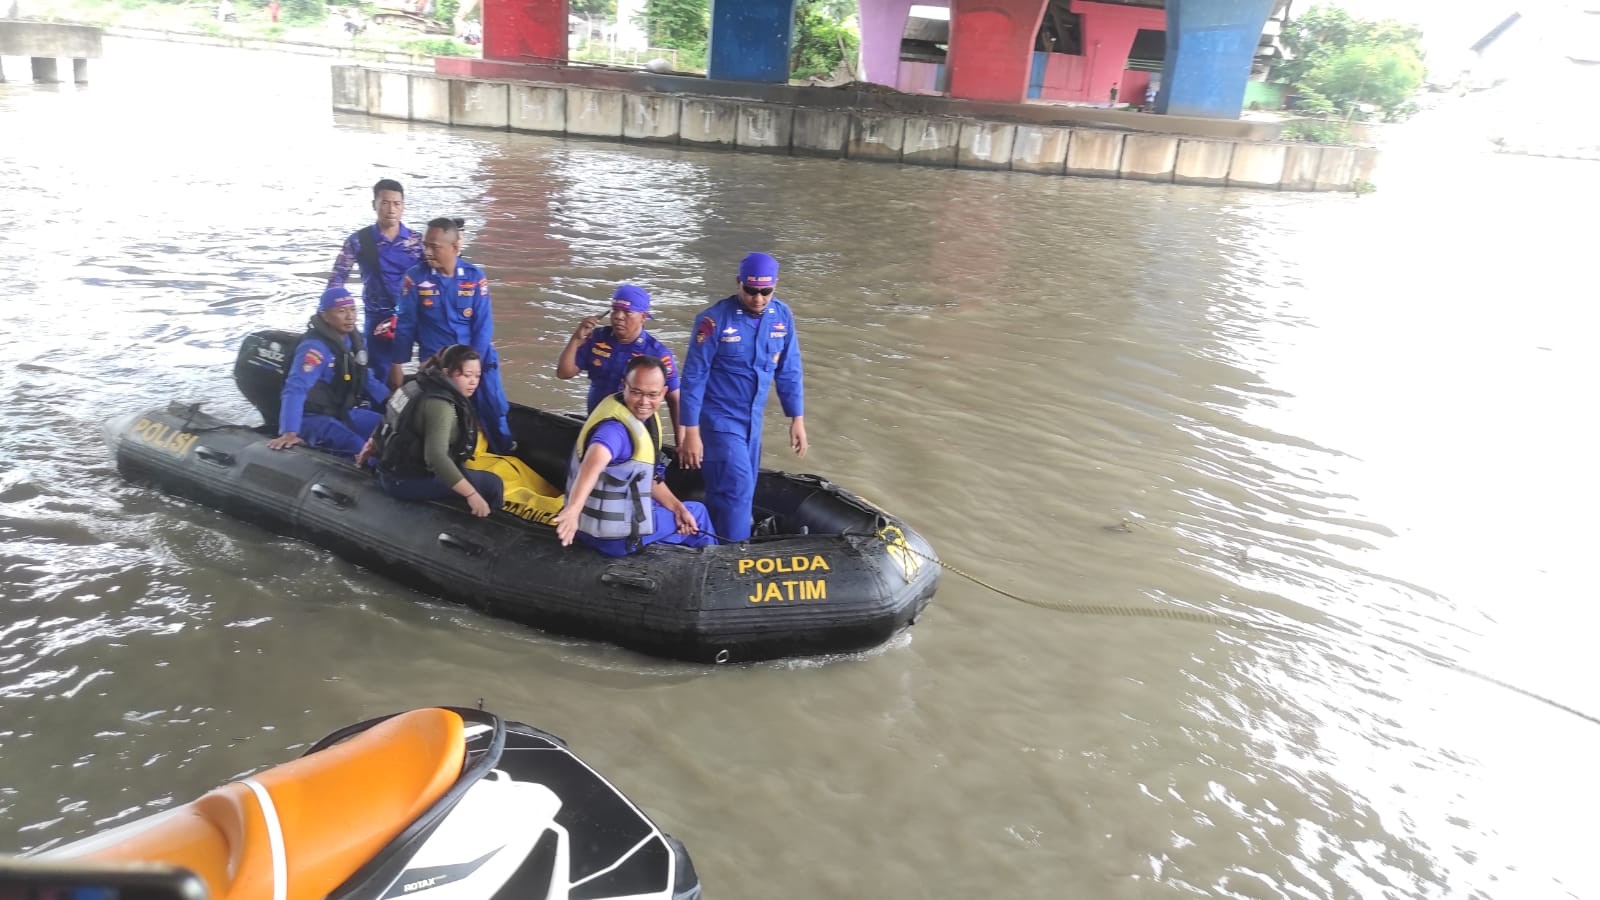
32,706,701,900
107,332,939,663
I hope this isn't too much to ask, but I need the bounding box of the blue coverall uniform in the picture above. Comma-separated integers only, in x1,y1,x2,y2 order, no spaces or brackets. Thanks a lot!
393,258,514,453
327,223,422,377
574,327,682,413
679,295,804,542
278,334,389,456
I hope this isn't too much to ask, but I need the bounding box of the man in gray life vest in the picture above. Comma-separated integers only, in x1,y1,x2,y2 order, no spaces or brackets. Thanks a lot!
553,356,717,556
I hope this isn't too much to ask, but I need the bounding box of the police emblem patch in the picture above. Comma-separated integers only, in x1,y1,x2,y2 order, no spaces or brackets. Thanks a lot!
301,350,323,373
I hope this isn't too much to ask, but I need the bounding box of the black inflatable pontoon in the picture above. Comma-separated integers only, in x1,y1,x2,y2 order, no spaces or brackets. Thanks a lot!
108,335,939,663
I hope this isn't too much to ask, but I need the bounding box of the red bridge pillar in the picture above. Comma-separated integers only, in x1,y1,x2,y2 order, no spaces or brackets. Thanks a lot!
946,0,1049,103
483,0,569,65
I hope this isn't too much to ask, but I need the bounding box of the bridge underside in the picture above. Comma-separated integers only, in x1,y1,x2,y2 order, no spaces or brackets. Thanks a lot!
468,0,1275,119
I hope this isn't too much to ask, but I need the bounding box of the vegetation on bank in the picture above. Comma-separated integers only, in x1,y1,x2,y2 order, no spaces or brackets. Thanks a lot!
1281,4,1427,127
634,0,858,80
19,0,481,58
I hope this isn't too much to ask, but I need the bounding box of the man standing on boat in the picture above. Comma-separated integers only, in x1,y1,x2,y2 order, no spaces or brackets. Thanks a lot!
554,284,683,443
390,217,515,453
555,356,715,556
327,178,423,380
268,286,389,456
677,252,807,542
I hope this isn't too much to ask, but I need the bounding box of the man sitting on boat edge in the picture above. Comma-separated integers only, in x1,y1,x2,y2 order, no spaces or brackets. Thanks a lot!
268,287,388,456
554,356,717,556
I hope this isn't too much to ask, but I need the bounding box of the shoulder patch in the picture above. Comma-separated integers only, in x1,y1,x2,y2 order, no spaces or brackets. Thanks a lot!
696,315,715,344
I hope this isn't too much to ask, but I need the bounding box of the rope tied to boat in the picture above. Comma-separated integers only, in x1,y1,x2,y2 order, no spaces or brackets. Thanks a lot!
848,533,1600,729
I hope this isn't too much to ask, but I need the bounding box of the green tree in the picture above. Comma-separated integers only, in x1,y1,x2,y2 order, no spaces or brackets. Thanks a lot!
1302,43,1424,118
640,0,708,53
280,0,324,24
572,0,617,17
1280,3,1425,119
790,0,858,80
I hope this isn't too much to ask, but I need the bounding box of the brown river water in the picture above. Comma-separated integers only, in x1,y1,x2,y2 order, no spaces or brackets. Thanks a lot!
2,38,1597,899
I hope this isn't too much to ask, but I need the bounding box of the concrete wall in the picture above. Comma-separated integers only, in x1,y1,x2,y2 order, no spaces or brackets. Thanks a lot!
327,66,1377,192
792,108,850,158
331,65,365,112
625,94,680,142
0,21,102,58
737,104,793,153
1121,134,1179,182
848,114,907,162
1066,129,1124,178
410,74,451,126
959,122,1015,171
566,88,623,137
511,84,565,133
901,117,961,167
452,80,509,129
1174,139,1234,186
680,98,739,147
1010,126,1071,174
1227,142,1286,189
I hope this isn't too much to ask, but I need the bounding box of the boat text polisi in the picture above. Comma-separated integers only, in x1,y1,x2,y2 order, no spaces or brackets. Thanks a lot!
740,555,830,604
130,416,198,458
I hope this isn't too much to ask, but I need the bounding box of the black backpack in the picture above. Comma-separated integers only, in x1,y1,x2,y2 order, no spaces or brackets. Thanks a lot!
234,329,301,432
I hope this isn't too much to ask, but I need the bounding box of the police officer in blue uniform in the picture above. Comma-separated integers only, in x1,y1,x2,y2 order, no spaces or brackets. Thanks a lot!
678,252,807,542
327,178,422,378
389,216,515,454
268,287,390,456
555,284,684,442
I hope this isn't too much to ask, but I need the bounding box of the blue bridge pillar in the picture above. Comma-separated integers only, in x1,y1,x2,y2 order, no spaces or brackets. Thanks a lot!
708,0,798,83
1159,0,1276,119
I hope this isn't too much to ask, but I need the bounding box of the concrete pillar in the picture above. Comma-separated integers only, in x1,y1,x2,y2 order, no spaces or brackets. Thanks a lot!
1075,1,1166,108
31,56,59,83
946,0,1048,103
483,0,568,65
1159,0,1276,119
72,58,88,83
858,0,916,87
709,0,797,84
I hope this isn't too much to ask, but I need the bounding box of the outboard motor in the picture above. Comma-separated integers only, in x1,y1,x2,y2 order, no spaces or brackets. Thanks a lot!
233,329,299,432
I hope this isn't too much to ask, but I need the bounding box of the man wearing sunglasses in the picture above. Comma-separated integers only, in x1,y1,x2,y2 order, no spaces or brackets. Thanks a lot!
678,252,807,542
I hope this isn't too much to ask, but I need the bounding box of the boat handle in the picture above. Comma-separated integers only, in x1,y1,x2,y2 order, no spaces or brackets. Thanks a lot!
309,483,353,508
601,570,658,593
195,446,235,467
438,532,485,557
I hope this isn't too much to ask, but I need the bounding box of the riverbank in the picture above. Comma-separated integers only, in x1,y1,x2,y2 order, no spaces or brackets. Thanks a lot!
7,0,477,60
335,63,1381,192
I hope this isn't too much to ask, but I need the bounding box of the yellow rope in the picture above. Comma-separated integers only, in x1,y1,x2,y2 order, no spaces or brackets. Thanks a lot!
895,541,1246,628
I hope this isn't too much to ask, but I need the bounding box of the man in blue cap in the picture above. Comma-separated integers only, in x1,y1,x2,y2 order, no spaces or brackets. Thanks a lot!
326,178,423,380
268,286,390,456
555,283,683,443
390,216,515,453
678,252,807,541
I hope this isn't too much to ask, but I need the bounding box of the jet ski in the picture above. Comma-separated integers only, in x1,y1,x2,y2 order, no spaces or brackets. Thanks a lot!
31,706,700,899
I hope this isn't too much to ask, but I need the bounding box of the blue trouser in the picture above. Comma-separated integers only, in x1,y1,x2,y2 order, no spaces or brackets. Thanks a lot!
364,309,396,376
576,501,718,557
300,409,382,457
701,428,762,542
474,362,514,455
378,467,504,511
